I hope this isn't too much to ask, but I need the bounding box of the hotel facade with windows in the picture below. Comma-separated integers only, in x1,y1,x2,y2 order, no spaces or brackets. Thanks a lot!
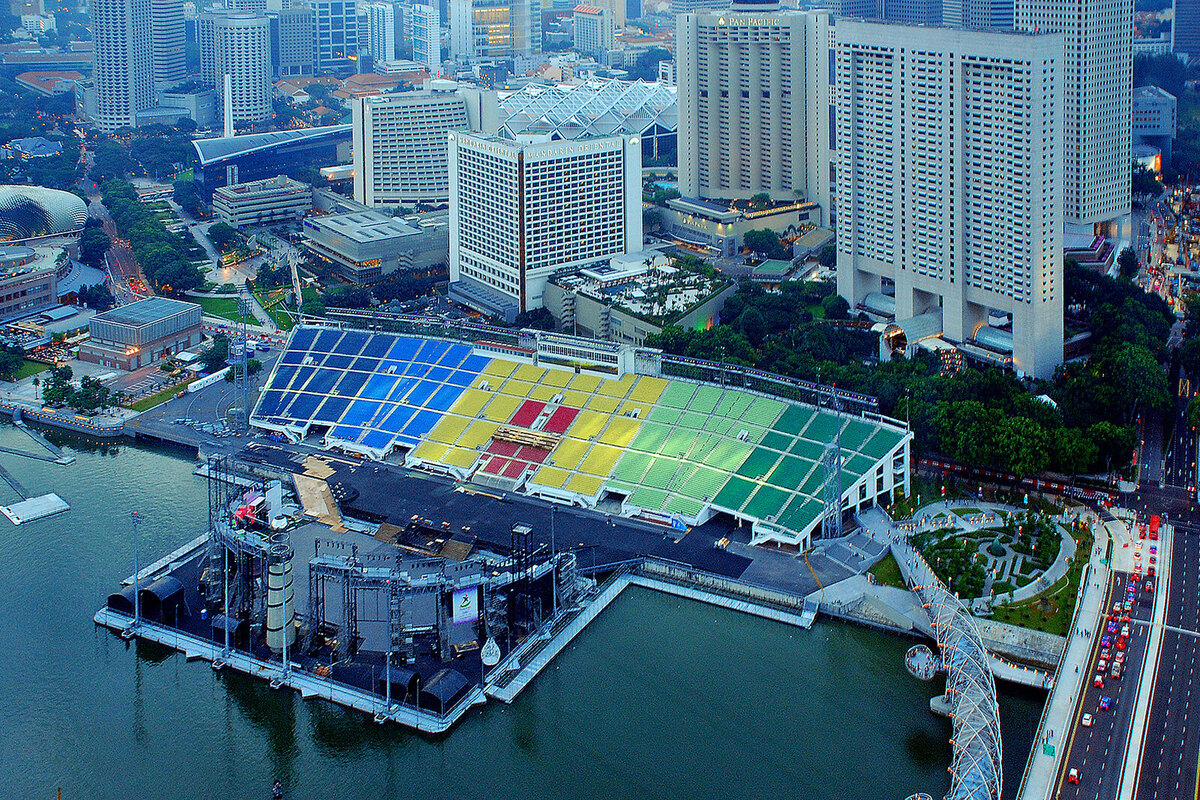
448,133,642,321
834,21,1065,379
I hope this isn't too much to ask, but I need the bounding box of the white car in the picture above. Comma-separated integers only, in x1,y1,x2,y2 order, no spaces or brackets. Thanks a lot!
1082,713,1094,727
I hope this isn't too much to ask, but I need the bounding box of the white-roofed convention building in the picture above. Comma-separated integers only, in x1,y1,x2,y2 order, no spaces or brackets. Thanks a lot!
497,78,677,163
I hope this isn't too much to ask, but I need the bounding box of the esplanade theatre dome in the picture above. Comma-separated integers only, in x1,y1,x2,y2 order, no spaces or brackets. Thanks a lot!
0,185,87,241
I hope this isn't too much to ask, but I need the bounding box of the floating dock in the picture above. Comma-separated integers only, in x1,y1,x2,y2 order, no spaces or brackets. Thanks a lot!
1,492,69,524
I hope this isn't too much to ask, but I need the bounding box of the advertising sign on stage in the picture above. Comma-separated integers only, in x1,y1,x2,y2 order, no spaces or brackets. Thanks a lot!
452,586,479,624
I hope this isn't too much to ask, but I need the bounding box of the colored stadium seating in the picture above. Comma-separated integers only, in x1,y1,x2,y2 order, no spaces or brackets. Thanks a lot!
252,328,909,544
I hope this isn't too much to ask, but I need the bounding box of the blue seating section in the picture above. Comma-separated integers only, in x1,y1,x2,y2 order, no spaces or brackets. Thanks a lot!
252,329,485,454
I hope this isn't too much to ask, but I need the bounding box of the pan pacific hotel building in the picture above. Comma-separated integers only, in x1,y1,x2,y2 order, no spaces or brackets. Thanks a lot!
448,132,643,322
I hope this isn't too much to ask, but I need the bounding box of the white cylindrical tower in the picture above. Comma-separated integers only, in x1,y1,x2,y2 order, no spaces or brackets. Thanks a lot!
265,533,295,653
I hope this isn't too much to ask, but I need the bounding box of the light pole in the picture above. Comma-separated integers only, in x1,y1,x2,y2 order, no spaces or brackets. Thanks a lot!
131,510,141,630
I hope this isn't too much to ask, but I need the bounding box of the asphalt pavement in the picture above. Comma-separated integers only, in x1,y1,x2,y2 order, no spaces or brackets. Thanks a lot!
1134,523,1200,800
1055,568,1155,799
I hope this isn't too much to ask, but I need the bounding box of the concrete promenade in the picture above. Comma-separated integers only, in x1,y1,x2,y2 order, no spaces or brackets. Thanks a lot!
1015,512,1114,800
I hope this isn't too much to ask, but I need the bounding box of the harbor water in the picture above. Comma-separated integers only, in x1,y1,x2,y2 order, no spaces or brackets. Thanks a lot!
0,424,1043,799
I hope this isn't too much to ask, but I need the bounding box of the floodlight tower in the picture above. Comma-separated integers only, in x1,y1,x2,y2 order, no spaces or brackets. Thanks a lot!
820,385,844,541
230,296,251,434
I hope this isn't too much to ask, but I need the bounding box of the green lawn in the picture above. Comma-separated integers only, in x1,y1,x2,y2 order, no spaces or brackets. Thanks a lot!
868,553,908,590
989,524,1094,637
195,296,246,322
14,360,50,381
123,377,197,412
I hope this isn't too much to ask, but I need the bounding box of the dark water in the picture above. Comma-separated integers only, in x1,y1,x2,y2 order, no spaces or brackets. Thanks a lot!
0,425,1044,800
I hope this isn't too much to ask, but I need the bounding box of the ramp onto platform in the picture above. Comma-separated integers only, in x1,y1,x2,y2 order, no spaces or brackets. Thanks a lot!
0,492,69,524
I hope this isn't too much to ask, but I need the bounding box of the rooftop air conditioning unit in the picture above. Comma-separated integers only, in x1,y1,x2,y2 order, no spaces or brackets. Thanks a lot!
737,430,749,441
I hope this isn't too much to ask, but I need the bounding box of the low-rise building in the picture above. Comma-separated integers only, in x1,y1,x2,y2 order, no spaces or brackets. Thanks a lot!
542,251,734,345
78,297,203,371
1133,84,1177,168
15,69,83,96
212,175,313,227
0,245,58,321
661,196,820,259
0,137,62,159
302,210,449,283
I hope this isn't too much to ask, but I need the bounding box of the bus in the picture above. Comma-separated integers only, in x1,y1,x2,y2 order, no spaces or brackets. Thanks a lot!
1149,514,1160,539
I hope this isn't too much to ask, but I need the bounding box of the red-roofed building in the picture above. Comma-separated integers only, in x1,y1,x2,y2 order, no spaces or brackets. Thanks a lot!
15,70,84,96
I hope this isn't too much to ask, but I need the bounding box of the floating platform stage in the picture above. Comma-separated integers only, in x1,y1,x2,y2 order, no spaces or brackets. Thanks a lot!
1,492,69,524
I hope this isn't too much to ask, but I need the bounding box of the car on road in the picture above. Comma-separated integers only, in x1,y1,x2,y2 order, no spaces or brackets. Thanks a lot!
1145,579,1154,594
1122,624,1131,638
1117,636,1128,650
1124,600,1134,612
1098,659,1108,673
1068,768,1081,784
1102,634,1113,647
1148,566,1156,578
1082,713,1093,728
1094,674,1105,688
1112,661,1123,680
1107,620,1119,634
1100,696,1112,710
1101,647,1112,660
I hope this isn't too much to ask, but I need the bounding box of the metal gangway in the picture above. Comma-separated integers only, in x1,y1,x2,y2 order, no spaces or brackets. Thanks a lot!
915,578,1004,800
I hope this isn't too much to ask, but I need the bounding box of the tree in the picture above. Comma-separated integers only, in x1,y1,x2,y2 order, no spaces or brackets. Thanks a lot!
90,140,134,184
821,293,850,320
1118,247,1139,279
1132,165,1163,198
77,282,115,311
323,286,372,309
40,365,73,406
739,307,766,347
1134,52,1190,98
627,47,671,82
200,335,229,373
70,375,112,411
744,228,788,259
301,296,326,317
750,192,772,210
207,222,239,252
0,345,22,381
817,243,836,269
78,224,111,268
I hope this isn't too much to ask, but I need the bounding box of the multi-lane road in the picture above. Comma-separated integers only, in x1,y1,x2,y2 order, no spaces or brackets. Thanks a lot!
1134,523,1200,800
1056,564,1156,798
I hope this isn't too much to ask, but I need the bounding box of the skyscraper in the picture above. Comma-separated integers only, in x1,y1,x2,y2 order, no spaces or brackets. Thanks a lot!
365,1,396,60
1015,0,1132,231
353,87,480,207
1174,0,1200,57
449,0,540,59
676,3,834,216
201,11,273,124
941,0,1011,28
150,0,187,88
268,6,315,77
835,21,1064,378
312,0,358,72
92,0,155,131
573,5,614,60
410,3,441,70
449,132,642,315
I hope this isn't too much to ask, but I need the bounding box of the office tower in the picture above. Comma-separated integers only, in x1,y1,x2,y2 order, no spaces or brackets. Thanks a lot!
269,7,315,77
942,0,1011,28
230,0,269,11
574,5,614,60
411,3,441,70
353,87,477,206
677,3,834,216
449,132,642,313
202,12,273,124
92,0,155,131
449,0,540,58
670,0,729,13
883,0,940,25
835,21,1064,379
1016,0,1132,231
590,0,623,27
364,1,396,58
312,0,358,71
150,0,188,88
1175,0,1200,57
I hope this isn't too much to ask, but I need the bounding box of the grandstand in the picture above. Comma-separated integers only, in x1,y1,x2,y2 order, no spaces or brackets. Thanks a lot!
251,325,912,550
